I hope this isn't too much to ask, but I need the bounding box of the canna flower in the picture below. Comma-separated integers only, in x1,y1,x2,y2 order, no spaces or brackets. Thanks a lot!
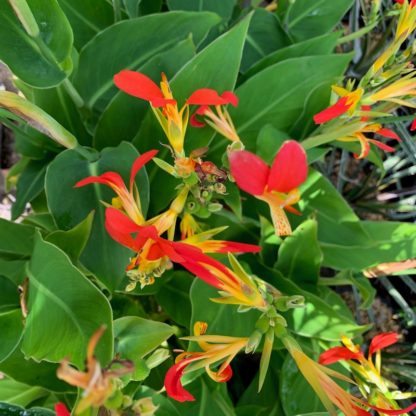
319,333,416,413
336,123,401,159
57,327,133,414
188,89,240,142
229,141,308,236
75,149,158,225
164,322,248,402
105,207,261,292
283,336,416,416
55,403,70,416
314,86,364,124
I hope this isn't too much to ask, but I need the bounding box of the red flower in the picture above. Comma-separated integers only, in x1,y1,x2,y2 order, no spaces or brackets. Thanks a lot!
229,141,308,235
55,403,70,416
313,96,351,124
368,332,399,356
410,118,416,131
319,346,363,365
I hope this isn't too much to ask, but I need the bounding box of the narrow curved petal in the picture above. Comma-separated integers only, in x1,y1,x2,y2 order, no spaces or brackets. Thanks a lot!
221,91,239,107
164,358,198,402
313,97,350,124
206,364,233,382
55,403,71,416
187,89,227,106
267,140,308,193
190,112,206,128
130,149,158,190
75,172,125,191
377,128,401,141
193,240,261,254
368,139,396,153
228,150,269,196
114,70,164,101
319,346,363,365
354,134,371,159
368,332,399,356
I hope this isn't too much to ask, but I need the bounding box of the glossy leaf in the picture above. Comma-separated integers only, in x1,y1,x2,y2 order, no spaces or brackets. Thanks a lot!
0,0,73,87
167,0,236,21
23,233,113,367
0,218,35,260
74,11,220,112
0,403,53,416
0,379,47,407
45,142,149,290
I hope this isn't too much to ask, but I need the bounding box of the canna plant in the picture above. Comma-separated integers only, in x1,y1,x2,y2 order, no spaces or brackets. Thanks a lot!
0,1,416,416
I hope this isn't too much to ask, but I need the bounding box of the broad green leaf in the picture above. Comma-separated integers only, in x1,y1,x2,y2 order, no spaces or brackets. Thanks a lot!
298,169,370,246
276,219,322,289
0,218,35,260
321,221,416,271
12,159,47,220
212,54,351,152
280,0,354,41
155,271,193,328
0,260,27,285
241,9,290,73
75,11,220,112
0,379,47,407
0,403,53,416
45,211,94,263
0,276,20,313
167,0,236,21
114,316,174,359
0,92,78,149
242,32,340,80
23,233,113,367
58,0,114,49
45,142,149,290
94,38,195,149
0,309,23,363
0,343,71,392
190,279,259,337
0,0,73,87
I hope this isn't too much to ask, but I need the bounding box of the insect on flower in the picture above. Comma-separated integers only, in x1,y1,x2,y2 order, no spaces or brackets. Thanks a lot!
229,140,308,236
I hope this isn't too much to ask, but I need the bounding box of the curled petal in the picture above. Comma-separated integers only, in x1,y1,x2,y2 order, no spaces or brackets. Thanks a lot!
75,172,125,191
377,128,401,141
130,149,158,190
368,139,396,153
55,403,71,416
228,150,269,196
267,140,308,193
368,332,399,356
164,358,198,402
190,112,206,128
319,346,363,365
313,97,350,124
411,119,416,131
114,70,175,107
206,364,233,382
221,91,239,107
187,89,228,106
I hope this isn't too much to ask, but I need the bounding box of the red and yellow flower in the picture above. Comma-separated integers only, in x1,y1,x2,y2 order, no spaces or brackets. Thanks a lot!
229,140,308,236
164,322,248,402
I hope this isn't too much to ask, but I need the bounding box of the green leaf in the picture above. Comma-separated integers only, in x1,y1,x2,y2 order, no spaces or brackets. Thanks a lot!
321,221,416,271
45,211,94,263
155,271,193,328
0,309,23,363
190,279,259,336
12,159,47,220
242,32,340,80
214,54,352,152
0,0,73,87
0,218,35,260
58,0,114,49
167,0,236,22
0,379,47,408
45,142,149,290
241,9,290,73
0,91,78,149
74,11,220,112
94,37,196,149
280,0,354,42
276,219,322,289
23,233,113,367
114,316,174,359
0,403,53,416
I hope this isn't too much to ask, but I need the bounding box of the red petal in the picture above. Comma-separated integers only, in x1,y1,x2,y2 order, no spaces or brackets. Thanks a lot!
190,112,206,128
368,332,399,356
114,70,164,102
377,128,401,141
368,139,396,153
164,358,197,402
313,97,350,124
150,96,176,108
267,141,308,193
221,91,239,107
75,172,125,191
319,346,363,365
214,241,261,253
410,119,416,131
187,89,227,106
130,149,158,190
180,260,223,289
55,403,70,416
368,402,416,415
360,105,372,122
228,150,269,196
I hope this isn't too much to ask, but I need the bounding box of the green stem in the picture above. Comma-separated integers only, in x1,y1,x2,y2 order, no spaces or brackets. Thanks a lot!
62,79,85,109
112,0,122,22
337,20,379,45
